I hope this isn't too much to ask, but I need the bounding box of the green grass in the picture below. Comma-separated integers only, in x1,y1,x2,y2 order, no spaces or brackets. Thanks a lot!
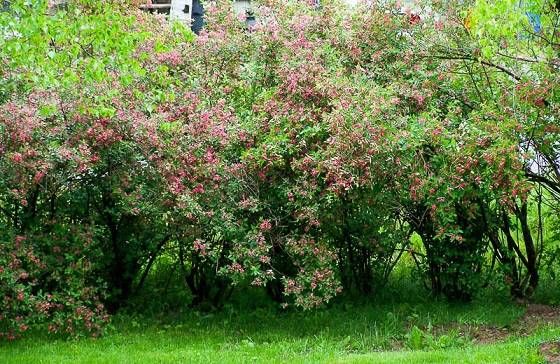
340,334,555,364
1,297,558,364
1,331,557,364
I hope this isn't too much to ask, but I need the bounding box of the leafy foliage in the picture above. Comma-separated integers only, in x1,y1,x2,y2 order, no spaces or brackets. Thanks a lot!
1,0,560,340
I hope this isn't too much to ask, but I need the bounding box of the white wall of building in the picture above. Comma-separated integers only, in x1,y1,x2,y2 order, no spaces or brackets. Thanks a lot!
170,0,193,22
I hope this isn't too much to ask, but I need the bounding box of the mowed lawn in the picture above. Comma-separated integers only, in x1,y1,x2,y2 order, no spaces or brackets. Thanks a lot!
1,300,558,363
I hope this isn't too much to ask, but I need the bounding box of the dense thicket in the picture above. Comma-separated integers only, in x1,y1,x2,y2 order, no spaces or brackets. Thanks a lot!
1,0,559,340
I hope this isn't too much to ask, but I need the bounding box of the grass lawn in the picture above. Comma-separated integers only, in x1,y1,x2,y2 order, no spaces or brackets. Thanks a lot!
1,297,559,363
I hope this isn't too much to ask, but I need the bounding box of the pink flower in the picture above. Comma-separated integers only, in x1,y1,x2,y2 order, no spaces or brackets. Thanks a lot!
251,278,263,286
156,51,182,67
287,192,295,202
260,219,272,231
193,240,206,252
11,153,23,163
192,184,205,194
34,171,46,183
414,93,425,106
229,263,244,273
409,13,421,25
259,255,271,264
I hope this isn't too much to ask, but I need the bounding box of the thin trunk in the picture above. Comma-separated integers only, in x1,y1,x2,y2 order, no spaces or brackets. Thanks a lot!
134,235,171,295
516,202,539,294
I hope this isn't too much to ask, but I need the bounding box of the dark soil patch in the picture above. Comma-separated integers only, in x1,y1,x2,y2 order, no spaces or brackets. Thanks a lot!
470,325,511,344
516,304,560,338
429,304,560,345
540,342,560,364
429,323,510,344
522,304,560,326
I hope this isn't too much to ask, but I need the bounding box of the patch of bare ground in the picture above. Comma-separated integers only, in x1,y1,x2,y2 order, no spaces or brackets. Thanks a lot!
540,342,560,364
521,304,560,331
428,323,510,344
429,304,560,345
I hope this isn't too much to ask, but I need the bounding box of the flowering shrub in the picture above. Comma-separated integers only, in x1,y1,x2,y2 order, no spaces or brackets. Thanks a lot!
412,0,559,297
2,0,559,339
0,0,191,337
0,236,45,340
0,232,108,340
169,0,525,303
